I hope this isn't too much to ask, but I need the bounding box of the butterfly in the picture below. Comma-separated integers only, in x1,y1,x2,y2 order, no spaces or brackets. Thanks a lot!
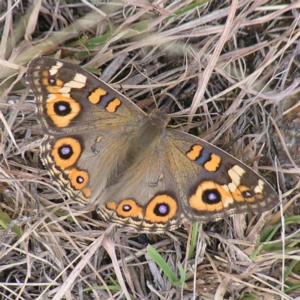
27,57,278,233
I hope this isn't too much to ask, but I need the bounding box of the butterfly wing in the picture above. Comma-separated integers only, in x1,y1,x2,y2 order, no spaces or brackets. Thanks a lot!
28,57,147,135
28,57,148,205
164,129,278,221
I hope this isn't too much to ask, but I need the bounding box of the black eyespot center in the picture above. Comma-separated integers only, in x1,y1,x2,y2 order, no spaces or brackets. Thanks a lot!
54,101,71,116
77,175,84,184
48,77,56,85
242,190,254,198
203,189,221,204
123,204,131,212
154,203,170,217
58,144,73,159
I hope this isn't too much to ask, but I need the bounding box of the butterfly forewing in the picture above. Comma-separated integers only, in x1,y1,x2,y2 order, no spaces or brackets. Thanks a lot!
28,57,146,135
165,129,278,222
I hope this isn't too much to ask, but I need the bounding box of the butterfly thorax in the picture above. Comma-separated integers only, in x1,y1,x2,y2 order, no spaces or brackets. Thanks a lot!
148,108,170,128
125,117,165,165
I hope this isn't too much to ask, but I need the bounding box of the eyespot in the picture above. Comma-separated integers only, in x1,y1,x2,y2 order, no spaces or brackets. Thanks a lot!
51,137,82,169
69,168,89,190
145,195,177,223
189,181,233,212
45,96,81,127
115,200,143,218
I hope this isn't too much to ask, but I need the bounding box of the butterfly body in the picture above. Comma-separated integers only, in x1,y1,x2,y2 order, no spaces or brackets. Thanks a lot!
28,57,278,233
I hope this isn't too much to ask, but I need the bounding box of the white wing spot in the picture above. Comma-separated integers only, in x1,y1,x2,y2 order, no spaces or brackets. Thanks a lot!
228,165,245,186
49,62,63,76
254,179,264,194
59,87,71,95
223,196,234,207
73,73,87,85
223,165,246,192
59,74,87,95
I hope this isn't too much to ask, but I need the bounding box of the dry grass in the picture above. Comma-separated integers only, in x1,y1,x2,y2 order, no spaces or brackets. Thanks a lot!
1,1,300,299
